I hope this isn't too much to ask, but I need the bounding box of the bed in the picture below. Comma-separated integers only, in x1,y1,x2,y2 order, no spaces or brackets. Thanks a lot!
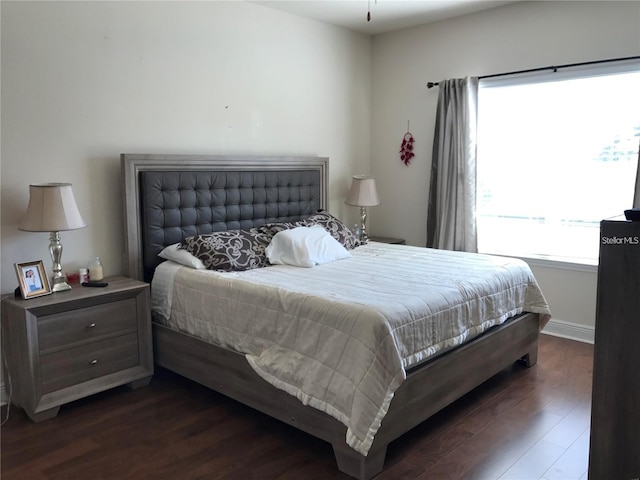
121,153,551,480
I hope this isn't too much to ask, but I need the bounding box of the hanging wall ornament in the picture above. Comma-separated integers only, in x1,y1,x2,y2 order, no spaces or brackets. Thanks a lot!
399,124,415,166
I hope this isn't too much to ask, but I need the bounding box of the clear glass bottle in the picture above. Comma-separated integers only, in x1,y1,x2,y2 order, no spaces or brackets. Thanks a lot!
88,257,104,281
353,224,361,242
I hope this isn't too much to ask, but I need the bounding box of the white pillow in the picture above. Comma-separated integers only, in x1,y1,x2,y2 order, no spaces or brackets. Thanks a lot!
266,225,352,268
158,243,206,269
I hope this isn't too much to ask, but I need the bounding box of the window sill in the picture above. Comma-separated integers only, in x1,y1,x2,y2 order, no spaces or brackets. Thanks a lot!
483,252,598,274
521,256,598,274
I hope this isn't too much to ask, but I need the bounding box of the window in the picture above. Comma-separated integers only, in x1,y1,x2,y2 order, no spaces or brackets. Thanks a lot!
477,64,640,265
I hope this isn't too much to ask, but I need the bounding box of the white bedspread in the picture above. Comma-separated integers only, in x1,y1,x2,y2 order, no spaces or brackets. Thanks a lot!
151,242,551,456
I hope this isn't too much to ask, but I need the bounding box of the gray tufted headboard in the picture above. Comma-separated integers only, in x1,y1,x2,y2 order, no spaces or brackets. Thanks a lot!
122,154,329,282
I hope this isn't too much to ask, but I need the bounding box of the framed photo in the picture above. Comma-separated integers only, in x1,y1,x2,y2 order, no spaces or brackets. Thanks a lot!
15,260,52,299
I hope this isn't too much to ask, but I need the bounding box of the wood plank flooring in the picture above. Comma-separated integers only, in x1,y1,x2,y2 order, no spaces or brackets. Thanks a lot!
1,334,593,480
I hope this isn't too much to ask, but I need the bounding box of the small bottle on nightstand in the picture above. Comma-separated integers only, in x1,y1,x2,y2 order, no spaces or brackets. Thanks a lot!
88,257,104,281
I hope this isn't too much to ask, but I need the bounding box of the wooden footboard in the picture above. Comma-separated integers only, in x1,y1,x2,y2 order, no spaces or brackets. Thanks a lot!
152,312,540,480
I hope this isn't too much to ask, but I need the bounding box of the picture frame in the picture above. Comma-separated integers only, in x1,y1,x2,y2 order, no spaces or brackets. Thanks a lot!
15,260,52,299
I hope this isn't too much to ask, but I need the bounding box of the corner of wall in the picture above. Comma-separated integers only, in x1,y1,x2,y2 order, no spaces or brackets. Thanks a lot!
542,317,594,344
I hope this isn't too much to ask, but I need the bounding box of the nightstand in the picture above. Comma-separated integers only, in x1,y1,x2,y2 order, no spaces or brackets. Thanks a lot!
368,236,406,245
1,276,153,422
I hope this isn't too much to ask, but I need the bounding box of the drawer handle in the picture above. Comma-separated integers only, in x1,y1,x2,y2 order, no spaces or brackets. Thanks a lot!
87,323,97,329
89,359,99,366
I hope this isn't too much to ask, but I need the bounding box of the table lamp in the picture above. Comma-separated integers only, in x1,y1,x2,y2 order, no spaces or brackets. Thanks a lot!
19,183,87,292
345,175,380,244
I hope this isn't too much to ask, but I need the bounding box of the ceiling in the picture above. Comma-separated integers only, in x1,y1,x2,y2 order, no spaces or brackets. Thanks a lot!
252,0,516,35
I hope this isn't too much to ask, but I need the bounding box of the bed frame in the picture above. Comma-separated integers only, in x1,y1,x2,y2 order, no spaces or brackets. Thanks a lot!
121,153,540,480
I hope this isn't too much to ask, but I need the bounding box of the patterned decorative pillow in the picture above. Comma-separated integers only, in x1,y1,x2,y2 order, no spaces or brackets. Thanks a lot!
181,228,273,271
256,222,302,236
304,210,360,250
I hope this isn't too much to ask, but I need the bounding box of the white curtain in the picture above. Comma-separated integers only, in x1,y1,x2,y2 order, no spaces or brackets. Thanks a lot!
426,77,479,252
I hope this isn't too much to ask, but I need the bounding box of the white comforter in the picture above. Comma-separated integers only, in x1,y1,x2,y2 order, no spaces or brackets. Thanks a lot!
151,242,551,456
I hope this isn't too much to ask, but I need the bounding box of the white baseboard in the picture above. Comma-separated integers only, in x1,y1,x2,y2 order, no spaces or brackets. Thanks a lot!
542,317,594,344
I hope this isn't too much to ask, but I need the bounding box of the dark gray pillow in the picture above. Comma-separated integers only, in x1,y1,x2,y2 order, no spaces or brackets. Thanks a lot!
181,228,273,271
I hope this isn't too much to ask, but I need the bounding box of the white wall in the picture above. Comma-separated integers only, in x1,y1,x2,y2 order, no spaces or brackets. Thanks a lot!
0,1,371,294
370,0,640,335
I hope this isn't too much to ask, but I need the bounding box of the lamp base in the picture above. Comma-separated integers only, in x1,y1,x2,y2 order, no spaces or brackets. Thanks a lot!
49,230,71,292
51,277,72,292
359,206,370,244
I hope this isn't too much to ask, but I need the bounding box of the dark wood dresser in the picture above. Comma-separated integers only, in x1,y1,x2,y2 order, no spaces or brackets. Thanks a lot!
588,218,640,479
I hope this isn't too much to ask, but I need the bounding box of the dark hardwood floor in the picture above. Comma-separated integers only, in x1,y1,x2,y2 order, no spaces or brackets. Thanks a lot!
1,334,593,480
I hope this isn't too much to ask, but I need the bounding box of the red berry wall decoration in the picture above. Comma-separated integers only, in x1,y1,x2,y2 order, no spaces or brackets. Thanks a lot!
400,132,415,166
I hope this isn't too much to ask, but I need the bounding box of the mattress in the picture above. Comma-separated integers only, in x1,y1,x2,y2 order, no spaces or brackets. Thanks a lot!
151,242,551,456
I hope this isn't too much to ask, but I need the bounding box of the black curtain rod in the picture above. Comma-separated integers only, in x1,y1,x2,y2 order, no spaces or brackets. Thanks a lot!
426,55,640,88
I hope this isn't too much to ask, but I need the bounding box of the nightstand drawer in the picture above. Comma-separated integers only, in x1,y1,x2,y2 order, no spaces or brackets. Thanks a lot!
38,298,137,353
40,333,139,394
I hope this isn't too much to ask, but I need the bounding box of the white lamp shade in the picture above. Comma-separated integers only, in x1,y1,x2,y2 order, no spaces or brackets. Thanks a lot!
19,183,87,232
345,175,381,207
